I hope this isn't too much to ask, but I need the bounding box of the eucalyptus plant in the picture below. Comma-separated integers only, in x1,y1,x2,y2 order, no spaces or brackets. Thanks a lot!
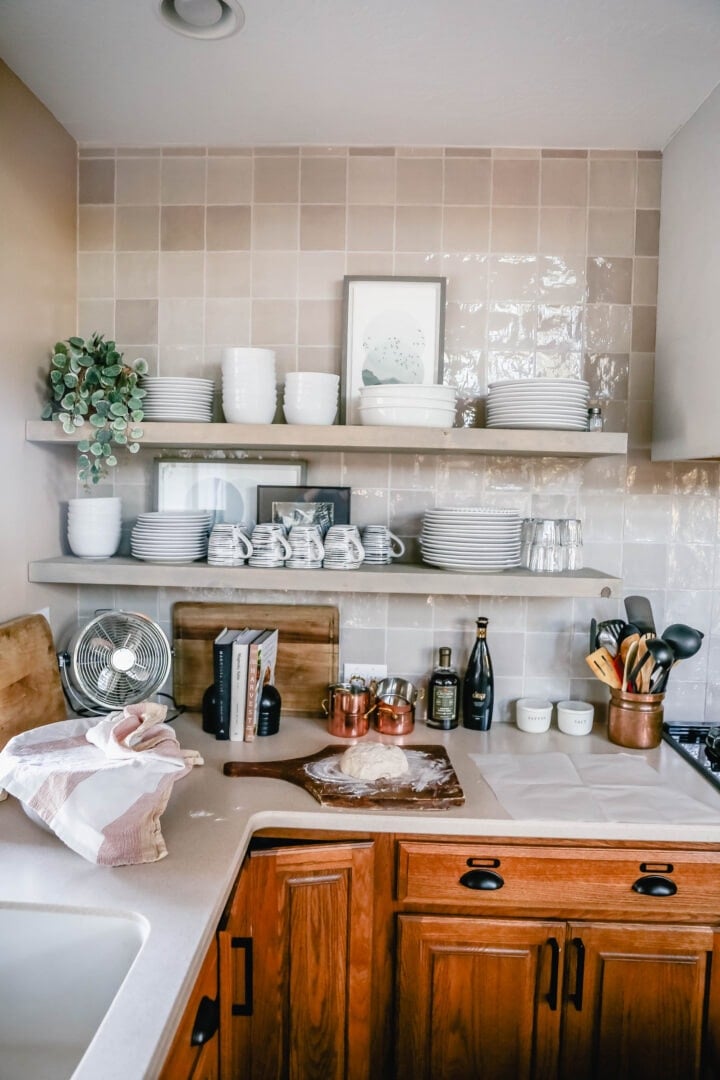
42,333,148,485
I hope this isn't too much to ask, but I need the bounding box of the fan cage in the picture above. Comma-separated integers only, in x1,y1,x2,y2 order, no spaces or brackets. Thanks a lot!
67,611,172,710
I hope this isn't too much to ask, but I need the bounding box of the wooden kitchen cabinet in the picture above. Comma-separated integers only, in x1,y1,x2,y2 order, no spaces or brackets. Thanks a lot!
159,937,220,1080
218,839,375,1080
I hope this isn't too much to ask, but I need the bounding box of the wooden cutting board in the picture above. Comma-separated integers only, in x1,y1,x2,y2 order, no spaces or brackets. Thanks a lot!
0,614,67,750
224,745,465,810
172,602,339,717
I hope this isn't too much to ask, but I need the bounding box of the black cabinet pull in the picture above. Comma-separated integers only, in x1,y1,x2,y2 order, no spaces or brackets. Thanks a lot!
459,869,504,890
568,937,585,1011
231,936,254,1016
191,995,219,1046
545,937,560,1011
632,875,677,897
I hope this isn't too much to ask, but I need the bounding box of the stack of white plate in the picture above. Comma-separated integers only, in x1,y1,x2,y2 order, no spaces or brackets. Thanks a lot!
419,506,522,572
358,384,457,428
140,377,214,422
130,511,212,563
486,378,589,430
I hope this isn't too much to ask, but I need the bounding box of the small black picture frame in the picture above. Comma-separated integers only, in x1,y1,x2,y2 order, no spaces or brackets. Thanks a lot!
256,485,351,534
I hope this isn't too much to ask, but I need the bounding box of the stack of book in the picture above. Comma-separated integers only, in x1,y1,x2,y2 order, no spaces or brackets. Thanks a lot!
213,626,279,741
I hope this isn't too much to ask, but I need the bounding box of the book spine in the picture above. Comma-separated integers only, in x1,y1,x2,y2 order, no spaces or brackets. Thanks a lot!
229,643,248,742
214,639,233,741
244,643,261,742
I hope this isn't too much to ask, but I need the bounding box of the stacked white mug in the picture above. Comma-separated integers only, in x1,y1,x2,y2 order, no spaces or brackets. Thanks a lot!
323,525,365,569
286,525,325,568
283,372,339,425
221,348,277,424
361,525,405,565
67,497,122,558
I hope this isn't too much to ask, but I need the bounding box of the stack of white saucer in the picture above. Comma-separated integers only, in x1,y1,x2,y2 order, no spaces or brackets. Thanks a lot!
140,376,214,422
130,512,211,563
222,348,277,424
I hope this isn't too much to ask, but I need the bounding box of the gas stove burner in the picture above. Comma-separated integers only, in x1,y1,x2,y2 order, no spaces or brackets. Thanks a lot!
663,723,720,790
704,728,720,763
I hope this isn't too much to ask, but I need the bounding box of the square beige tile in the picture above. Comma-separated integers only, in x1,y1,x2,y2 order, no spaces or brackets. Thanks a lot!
254,156,300,203
537,305,583,349
79,205,115,251
298,299,342,347
77,299,115,340
538,255,586,304
587,209,635,256
300,205,346,250
160,157,206,204
347,205,394,251
251,299,298,345
487,302,535,348
347,252,394,276
116,158,161,205
297,253,346,298
252,205,298,250
396,158,443,204
538,207,587,254
586,257,633,303
488,255,538,301
540,158,588,206
589,159,636,207
631,306,657,351
206,205,251,250
206,156,252,204
158,252,204,298
348,156,396,204
442,206,490,252
158,345,206,379
78,253,114,299
585,304,632,351
444,302,488,351
160,206,204,251
252,252,298,297
632,257,658,306
490,207,538,253
443,157,491,204
116,206,160,251
300,157,347,203
492,159,539,206
116,252,159,299
205,252,251,297
635,210,660,256
628,352,655,400
204,298,252,345
115,299,158,345
297,346,342,376
441,253,489,303
395,206,442,251
79,159,115,204
637,159,662,209
158,297,204,346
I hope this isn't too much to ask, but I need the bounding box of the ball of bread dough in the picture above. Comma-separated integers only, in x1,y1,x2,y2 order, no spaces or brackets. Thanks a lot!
339,742,409,781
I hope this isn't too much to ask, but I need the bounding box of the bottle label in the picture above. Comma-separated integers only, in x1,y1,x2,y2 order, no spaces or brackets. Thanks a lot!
471,691,486,701
432,685,457,720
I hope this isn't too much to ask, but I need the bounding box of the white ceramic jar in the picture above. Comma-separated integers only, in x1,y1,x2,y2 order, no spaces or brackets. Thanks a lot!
515,697,553,733
557,699,594,736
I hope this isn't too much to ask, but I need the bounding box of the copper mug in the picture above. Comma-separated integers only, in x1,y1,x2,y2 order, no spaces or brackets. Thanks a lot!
323,683,373,738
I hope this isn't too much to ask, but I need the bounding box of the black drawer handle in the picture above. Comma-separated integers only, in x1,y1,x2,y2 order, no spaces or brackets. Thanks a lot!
191,995,219,1046
459,869,504,891
632,875,677,897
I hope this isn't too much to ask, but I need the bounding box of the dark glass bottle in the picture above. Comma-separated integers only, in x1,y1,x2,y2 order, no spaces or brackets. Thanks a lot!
257,684,281,736
462,617,494,730
427,647,459,729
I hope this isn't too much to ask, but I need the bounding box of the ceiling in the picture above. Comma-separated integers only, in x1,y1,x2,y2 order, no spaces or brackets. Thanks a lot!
2,0,720,150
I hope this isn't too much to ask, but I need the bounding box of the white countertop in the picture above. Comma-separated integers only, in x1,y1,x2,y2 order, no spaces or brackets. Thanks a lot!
2,713,719,1080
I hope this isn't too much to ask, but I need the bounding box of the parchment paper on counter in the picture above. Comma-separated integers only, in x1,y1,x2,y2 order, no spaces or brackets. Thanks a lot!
471,752,715,824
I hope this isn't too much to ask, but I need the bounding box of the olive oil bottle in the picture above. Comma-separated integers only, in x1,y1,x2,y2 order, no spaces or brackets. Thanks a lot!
462,617,494,730
427,647,459,729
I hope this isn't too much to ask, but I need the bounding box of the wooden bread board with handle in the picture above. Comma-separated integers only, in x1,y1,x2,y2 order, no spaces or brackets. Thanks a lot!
0,614,67,750
224,744,465,810
172,602,339,717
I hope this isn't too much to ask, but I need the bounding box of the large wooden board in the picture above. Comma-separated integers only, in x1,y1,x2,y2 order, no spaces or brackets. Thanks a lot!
224,745,465,810
0,614,67,749
172,602,339,716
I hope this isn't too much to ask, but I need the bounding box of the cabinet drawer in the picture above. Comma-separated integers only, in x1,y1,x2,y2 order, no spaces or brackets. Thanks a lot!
396,841,720,920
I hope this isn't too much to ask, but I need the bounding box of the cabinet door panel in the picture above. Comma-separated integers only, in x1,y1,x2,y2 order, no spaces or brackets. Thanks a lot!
221,841,373,1080
396,915,564,1080
560,922,714,1080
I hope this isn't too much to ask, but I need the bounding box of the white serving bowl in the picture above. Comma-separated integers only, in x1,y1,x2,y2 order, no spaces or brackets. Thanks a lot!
283,400,338,425
359,384,456,402
285,372,340,390
223,399,277,424
359,393,457,410
359,404,457,428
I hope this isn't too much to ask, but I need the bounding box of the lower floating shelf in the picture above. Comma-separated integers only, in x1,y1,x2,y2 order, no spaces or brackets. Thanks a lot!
29,557,620,598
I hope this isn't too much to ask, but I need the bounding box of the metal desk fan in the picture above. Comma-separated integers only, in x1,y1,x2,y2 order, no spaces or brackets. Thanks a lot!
58,610,173,716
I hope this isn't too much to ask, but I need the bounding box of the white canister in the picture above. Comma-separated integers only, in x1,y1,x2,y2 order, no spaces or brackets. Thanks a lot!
557,700,594,736
515,698,553,733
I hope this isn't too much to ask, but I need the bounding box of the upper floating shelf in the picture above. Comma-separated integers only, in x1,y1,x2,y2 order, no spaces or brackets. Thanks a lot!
26,421,628,457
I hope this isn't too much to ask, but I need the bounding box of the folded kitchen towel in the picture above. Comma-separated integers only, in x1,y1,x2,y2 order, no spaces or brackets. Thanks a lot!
0,702,203,866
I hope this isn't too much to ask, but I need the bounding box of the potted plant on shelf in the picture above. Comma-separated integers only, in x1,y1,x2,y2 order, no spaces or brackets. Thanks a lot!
42,333,148,485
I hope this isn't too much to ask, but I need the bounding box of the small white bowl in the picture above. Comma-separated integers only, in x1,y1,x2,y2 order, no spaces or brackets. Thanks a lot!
359,404,456,427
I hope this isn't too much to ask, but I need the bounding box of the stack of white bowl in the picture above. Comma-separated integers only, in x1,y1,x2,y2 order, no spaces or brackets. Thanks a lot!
221,348,277,424
67,497,122,559
358,384,457,427
283,372,339,425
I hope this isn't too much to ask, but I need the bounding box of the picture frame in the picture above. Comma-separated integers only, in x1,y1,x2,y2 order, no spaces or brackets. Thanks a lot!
155,459,306,529
256,486,351,535
341,275,447,424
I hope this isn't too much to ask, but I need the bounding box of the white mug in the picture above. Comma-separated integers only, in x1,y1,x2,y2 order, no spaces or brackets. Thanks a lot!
288,524,325,563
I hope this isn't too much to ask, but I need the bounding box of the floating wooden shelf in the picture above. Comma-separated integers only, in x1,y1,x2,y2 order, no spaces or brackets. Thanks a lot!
28,557,621,598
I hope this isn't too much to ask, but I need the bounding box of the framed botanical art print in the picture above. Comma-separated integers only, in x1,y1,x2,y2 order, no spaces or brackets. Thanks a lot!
341,275,446,424
256,485,351,535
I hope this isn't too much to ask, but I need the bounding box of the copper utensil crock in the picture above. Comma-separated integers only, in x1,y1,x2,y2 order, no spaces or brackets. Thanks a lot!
607,687,665,749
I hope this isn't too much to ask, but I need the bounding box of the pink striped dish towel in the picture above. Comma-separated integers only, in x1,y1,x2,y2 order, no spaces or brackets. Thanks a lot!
0,702,203,866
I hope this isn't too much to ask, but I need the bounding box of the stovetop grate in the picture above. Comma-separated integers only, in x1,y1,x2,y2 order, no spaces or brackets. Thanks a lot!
663,723,720,792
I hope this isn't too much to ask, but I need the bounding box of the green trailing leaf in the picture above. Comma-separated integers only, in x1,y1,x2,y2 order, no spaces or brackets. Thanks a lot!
101,443,112,457
69,355,81,374
113,432,127,445
97,428,112,443
134,357,149,375
72,415,85,427
50,369,64,384
89,413,106,427
41,404,53,420
60,393,76,410
91,389,105,404
90,442,103,456
129,427,144,439
132,386,147,399
54,341,68,355
68,336,84,349
109,401,127,416
106,455,118,467
131,410,144,422
128,442,140,453
112,417,128,432
63,373,78,389
78,440,90,453
104,364,122,378
62,421,75,435
94,400,110,417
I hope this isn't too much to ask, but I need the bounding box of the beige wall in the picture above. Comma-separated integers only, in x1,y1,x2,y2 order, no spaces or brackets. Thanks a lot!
0,60,78,629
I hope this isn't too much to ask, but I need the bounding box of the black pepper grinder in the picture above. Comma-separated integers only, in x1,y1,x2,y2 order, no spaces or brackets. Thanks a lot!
462,617,494,730
256,684,281,736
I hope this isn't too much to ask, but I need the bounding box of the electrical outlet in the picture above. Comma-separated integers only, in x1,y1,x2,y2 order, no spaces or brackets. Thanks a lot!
343,662,388,684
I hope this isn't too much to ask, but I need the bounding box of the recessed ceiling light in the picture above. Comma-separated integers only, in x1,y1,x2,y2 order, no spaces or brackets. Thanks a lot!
156,0,244,39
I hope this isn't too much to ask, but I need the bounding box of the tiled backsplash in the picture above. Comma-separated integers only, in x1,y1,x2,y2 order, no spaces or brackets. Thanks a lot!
75,144,720,724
